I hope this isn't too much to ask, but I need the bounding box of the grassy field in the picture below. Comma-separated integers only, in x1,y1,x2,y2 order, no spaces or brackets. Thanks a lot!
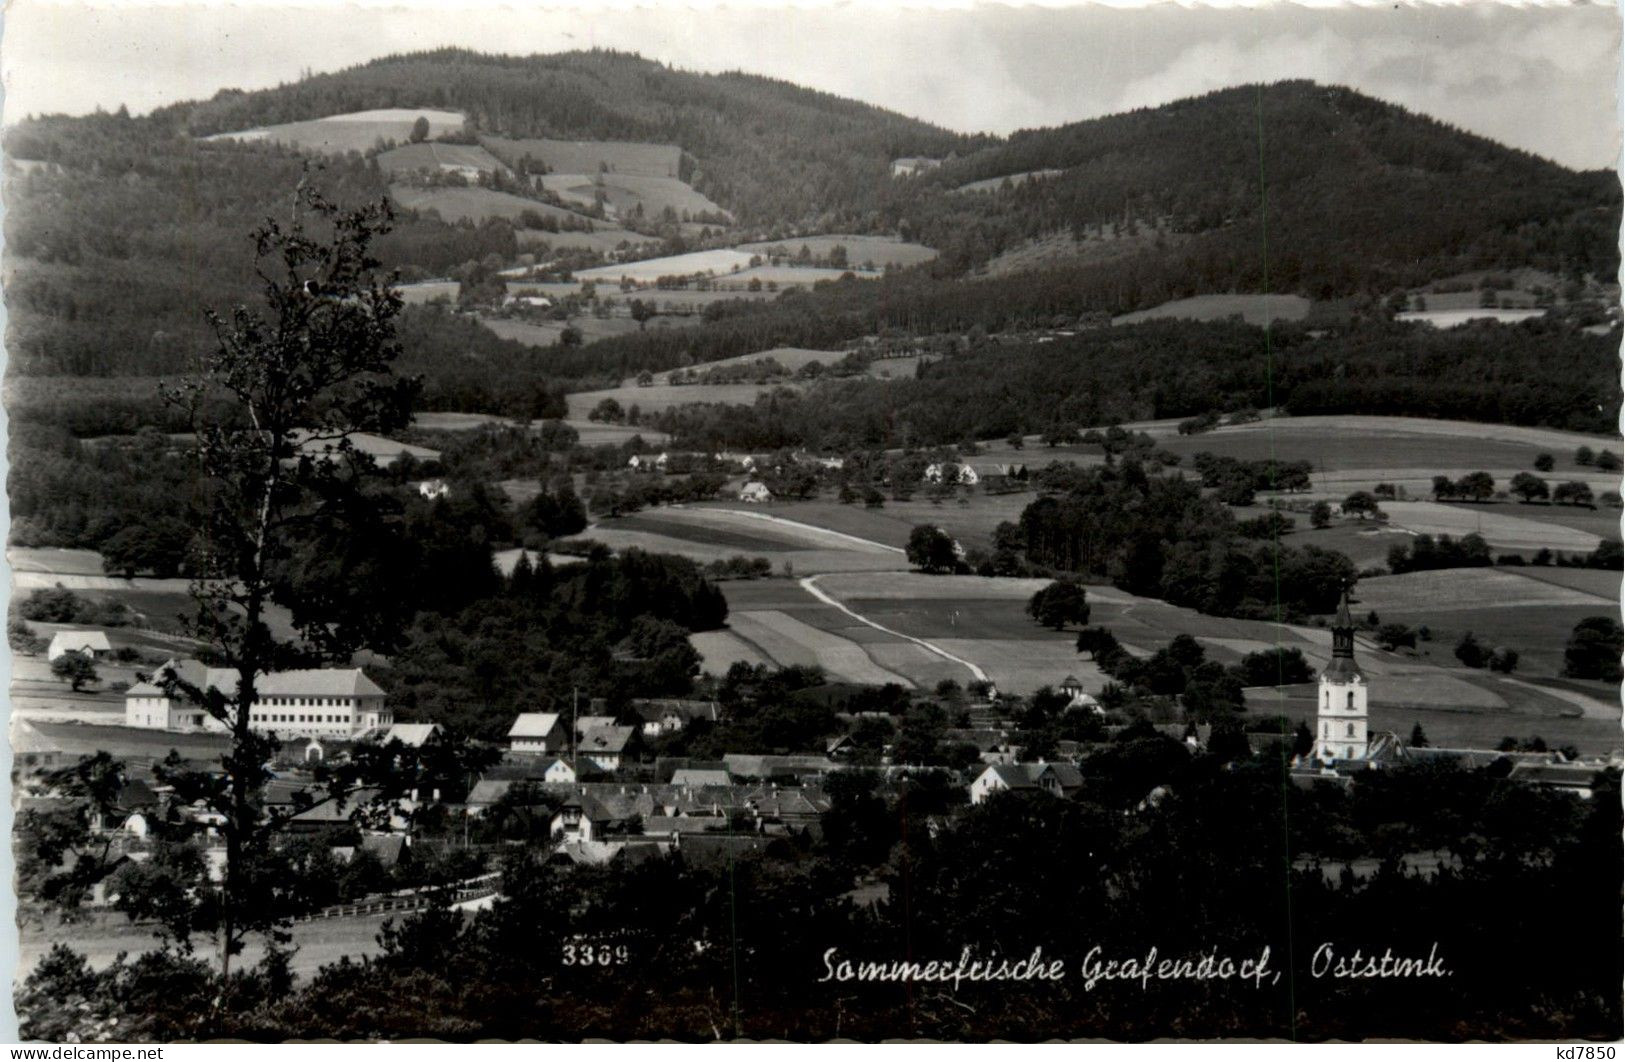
480,137,682,178
479,315,645,347
397,280,459,305
951,170,1064,195
389,185,595,227
377,142,509,177
701,494,1034,554
1353,568,1618,680
1396,309,1546,328
1439,501,1621,540
26,719,231,762
583,508,905,575
642,346,843,385
565,380,785,419
573,249,757,285
1377,501,1602,552
719,265,866,288
538,173,731,222
516,227,657,255
734,235,937,270
203,109,467,153
1244,683,1621,754
1113,294,1313,327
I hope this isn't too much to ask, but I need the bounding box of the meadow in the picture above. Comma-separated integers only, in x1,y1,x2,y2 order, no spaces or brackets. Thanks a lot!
389,185,594,227
376,142,509,177
202,109,467,154
643,346,843,385
515,227,656,255
478,137,682,178
1112,293,1313,327
478,315,645,347
733,235,938,269
572,248,758,285
537,173,731,222
951,170,1065,195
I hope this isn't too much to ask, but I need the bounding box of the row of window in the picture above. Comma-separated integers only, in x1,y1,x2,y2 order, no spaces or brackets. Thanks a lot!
1321,722,1363,737
258,696,359,708
1322,691,1360,708
251,712,351,725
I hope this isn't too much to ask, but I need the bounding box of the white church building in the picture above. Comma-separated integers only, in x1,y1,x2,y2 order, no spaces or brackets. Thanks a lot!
1316,588,1369,762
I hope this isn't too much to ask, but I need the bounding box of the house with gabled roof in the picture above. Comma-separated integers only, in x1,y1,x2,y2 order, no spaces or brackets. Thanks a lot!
47,630,111,662
509,712,567,755
969,762,1084,805
578,726,637,771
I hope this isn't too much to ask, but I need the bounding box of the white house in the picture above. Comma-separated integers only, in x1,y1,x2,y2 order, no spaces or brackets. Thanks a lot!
922,462,978,486
739,481,773,503
382,723,442,748
47,630,111,662
628,452,669,471
577,726,636,771
413,478,450,500
509,712,567,755
123,659,390,737
969,762,1084,804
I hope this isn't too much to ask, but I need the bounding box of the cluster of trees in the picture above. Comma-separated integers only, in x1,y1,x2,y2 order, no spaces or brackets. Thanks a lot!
1013,463,1354,620
1563,616,1623,682
896,81,1618,286
1453,632,1519,673
1078,630,1314,716
639,315,1619,456
382,548,727,739
1387,533,1494,574
1190,452,1313,504
1506,473,1607,507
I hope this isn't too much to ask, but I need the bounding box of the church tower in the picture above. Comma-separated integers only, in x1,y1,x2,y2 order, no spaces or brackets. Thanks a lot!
1316,585,1369,762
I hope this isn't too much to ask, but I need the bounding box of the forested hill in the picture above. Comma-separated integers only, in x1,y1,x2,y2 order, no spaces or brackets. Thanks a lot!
901,81,1620,288
155,48,974,227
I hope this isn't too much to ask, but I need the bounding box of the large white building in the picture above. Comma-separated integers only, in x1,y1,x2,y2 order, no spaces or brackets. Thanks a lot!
1316,589,1369,762
124,659,390,737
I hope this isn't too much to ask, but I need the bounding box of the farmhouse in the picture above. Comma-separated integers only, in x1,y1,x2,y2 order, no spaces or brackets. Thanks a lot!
891,157,943,178
922,462,977,486
413,478,450,500
578,726,636,771
509,712,568,755
123,659,390,737
382,723,442,748
969,762,1085,804
632,698,720,737
47,630,111,661
739,481,773,503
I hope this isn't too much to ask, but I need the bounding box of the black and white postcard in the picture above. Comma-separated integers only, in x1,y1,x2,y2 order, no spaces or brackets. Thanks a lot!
4,0,1621,1044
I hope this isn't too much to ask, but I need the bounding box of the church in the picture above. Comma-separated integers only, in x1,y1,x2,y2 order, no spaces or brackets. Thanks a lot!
1316,587,1369,762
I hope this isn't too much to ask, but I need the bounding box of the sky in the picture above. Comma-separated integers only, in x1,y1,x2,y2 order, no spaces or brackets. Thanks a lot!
1,0,1619,169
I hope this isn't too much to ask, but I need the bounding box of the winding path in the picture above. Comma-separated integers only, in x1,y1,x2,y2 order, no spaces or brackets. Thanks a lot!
799,574,989,684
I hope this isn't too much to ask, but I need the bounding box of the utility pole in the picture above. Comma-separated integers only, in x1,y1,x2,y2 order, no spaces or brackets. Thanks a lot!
571,686,578,765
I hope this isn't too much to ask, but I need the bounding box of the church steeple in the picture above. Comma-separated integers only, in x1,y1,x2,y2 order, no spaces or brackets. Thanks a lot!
1331,583,1356,659
1316,581,1370,762
1322,583,1363,682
